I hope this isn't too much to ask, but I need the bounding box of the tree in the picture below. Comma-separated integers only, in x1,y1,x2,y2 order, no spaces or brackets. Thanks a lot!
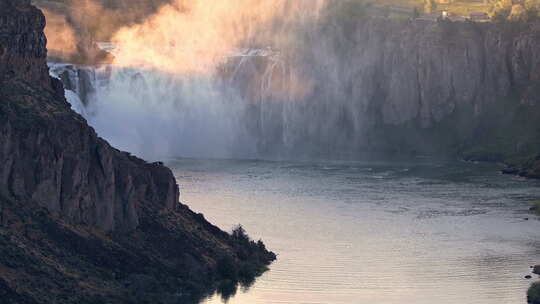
424,0,437,14
231,225,250,242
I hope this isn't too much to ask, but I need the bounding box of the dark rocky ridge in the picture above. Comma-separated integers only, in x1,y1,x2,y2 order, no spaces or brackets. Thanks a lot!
0,1,275,302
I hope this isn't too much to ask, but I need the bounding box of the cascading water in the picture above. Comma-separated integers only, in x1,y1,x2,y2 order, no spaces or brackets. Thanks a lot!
48,48,286,161
52,0,511,163
90,67,261,160
46,0,538,164
48,37,370,162
45,0,381,162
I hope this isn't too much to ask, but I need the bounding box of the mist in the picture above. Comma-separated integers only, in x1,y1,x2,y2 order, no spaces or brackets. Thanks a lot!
48,0,330,161
49,0,487,161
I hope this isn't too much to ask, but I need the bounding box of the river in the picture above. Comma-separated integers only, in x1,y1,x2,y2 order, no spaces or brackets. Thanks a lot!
168,158,540,304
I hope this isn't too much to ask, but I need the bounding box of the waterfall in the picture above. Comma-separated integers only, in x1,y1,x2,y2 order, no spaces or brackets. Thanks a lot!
47,49,283,161
44,1,375,161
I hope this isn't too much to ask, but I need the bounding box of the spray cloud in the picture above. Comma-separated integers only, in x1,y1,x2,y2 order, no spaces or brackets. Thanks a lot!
49,0,329,160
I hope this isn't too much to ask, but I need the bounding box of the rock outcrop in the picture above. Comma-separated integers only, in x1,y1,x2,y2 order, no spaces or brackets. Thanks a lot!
0,1,275,302
1,0,176,233
0,0,50,88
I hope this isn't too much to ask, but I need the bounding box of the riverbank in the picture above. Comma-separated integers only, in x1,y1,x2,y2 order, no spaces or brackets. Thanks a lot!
172,158,540,304
502,156,540,180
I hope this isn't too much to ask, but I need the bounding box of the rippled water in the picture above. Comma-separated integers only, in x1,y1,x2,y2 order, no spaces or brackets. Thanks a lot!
168,158,540,304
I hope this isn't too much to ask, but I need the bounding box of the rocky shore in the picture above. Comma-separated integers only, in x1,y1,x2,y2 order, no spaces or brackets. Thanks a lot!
501,155,540,179
0,1,275,303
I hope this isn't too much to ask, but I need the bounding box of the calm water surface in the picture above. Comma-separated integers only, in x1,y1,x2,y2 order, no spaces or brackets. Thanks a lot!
168,158,540,304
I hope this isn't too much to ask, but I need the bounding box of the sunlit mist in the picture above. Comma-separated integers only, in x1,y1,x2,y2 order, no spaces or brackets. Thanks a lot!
111,0,326,74
42,8,78,59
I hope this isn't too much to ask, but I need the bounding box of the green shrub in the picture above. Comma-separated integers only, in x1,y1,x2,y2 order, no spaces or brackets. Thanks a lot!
216,255,238,281
530,201,540,216
324,0,368,26
528,282,540,304
217,279,237,301
231,225,250,243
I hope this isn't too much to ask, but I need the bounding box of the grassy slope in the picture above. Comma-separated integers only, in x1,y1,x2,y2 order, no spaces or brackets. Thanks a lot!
371,0,491,16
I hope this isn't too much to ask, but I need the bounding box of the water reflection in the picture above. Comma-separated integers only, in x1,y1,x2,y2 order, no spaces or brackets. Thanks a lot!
169,158,540,304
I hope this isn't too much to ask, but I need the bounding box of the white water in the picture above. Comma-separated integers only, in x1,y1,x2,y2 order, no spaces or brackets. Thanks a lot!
49,60,269,160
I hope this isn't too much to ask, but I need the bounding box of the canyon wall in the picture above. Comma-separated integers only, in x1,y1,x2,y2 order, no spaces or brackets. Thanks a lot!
0,1,274,302
223,17,540,167
43,3,540,176
0,0,177,232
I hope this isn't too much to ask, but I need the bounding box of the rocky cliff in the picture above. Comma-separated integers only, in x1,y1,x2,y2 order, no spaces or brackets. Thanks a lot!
0,1,275,303
311,17,540,174
357,18,540,176
2,0,178,235
219,15,540,174
0,0,50,88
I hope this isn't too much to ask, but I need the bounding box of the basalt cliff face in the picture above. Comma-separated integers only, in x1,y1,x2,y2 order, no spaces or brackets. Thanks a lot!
316,18,540,153
313,18,540,175
1,0,177,235
0,1,274,303
324,19,540,177
221,17,540,175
